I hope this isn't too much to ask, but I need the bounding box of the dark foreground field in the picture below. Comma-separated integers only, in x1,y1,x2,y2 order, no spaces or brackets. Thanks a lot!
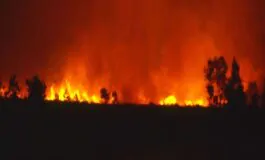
1,101,265,160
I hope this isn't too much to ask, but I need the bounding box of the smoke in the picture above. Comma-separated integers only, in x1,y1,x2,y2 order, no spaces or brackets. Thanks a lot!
1,0,265,102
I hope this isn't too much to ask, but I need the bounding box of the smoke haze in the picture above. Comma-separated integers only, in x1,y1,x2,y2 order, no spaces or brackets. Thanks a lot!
1,0,265,102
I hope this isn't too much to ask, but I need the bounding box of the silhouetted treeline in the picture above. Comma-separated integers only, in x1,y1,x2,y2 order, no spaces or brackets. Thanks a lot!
1,56,265,108
0,75,119,105
205,56,265,109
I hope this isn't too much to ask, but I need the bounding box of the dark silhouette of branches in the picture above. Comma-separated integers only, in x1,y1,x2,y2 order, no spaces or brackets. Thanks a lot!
224,57,246,109
204,56,228,107
26,75,47,102
205,56,247,109
100,88,110,104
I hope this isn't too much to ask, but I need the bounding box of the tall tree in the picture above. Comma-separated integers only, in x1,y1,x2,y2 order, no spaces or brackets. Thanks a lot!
224,57,246,109
204,56,228,106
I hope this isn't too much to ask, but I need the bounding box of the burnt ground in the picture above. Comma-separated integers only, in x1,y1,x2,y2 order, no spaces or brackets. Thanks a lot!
1,100,265,160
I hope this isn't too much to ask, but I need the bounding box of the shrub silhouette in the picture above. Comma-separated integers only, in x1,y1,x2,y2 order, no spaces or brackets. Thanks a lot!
5,75,20,99
100,88,110,104
26,75,47,102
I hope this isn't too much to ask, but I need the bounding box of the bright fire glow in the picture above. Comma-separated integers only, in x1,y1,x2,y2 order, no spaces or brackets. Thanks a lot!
159,95,208,107
46,80,101,104
159,95,177,105
43,80,209,107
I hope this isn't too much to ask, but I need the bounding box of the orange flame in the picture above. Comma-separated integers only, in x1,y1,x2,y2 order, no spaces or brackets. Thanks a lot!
46,80,101,104
159,95,177,105
159,95,208,107
43,79,209,107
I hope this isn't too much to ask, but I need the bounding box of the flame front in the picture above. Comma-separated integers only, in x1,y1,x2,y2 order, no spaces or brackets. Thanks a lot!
159,95,177,106
159,95,208,107
46,80,101,104
0,0,263,109
43,79,208,107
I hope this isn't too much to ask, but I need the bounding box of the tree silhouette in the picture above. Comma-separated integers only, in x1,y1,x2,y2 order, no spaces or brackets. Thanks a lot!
111,91,118,104
204,56,228,106
224,57,246,109
26,75,47,102
5,75,20,99
247,82,259,108
100,88,110,104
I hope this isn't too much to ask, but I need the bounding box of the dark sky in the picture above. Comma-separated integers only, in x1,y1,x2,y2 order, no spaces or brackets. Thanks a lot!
1,0,265,101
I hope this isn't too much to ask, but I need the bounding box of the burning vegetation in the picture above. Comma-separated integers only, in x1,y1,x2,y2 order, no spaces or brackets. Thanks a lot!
0,56,263,108
1,0,265,108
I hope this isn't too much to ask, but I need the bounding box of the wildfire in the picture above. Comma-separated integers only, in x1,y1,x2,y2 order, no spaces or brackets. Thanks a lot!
43,80,208,107
46,80,101,104
159,95,177,105
0,77,209,107
159,95,208,107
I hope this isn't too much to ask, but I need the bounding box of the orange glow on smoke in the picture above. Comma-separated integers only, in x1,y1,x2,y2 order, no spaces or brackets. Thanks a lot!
0,0,262,108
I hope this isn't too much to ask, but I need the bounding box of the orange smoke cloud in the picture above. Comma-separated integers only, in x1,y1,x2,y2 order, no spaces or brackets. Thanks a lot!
0,0,265,106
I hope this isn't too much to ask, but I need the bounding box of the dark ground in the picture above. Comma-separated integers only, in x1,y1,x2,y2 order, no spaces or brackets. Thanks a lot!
1,100,265,160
